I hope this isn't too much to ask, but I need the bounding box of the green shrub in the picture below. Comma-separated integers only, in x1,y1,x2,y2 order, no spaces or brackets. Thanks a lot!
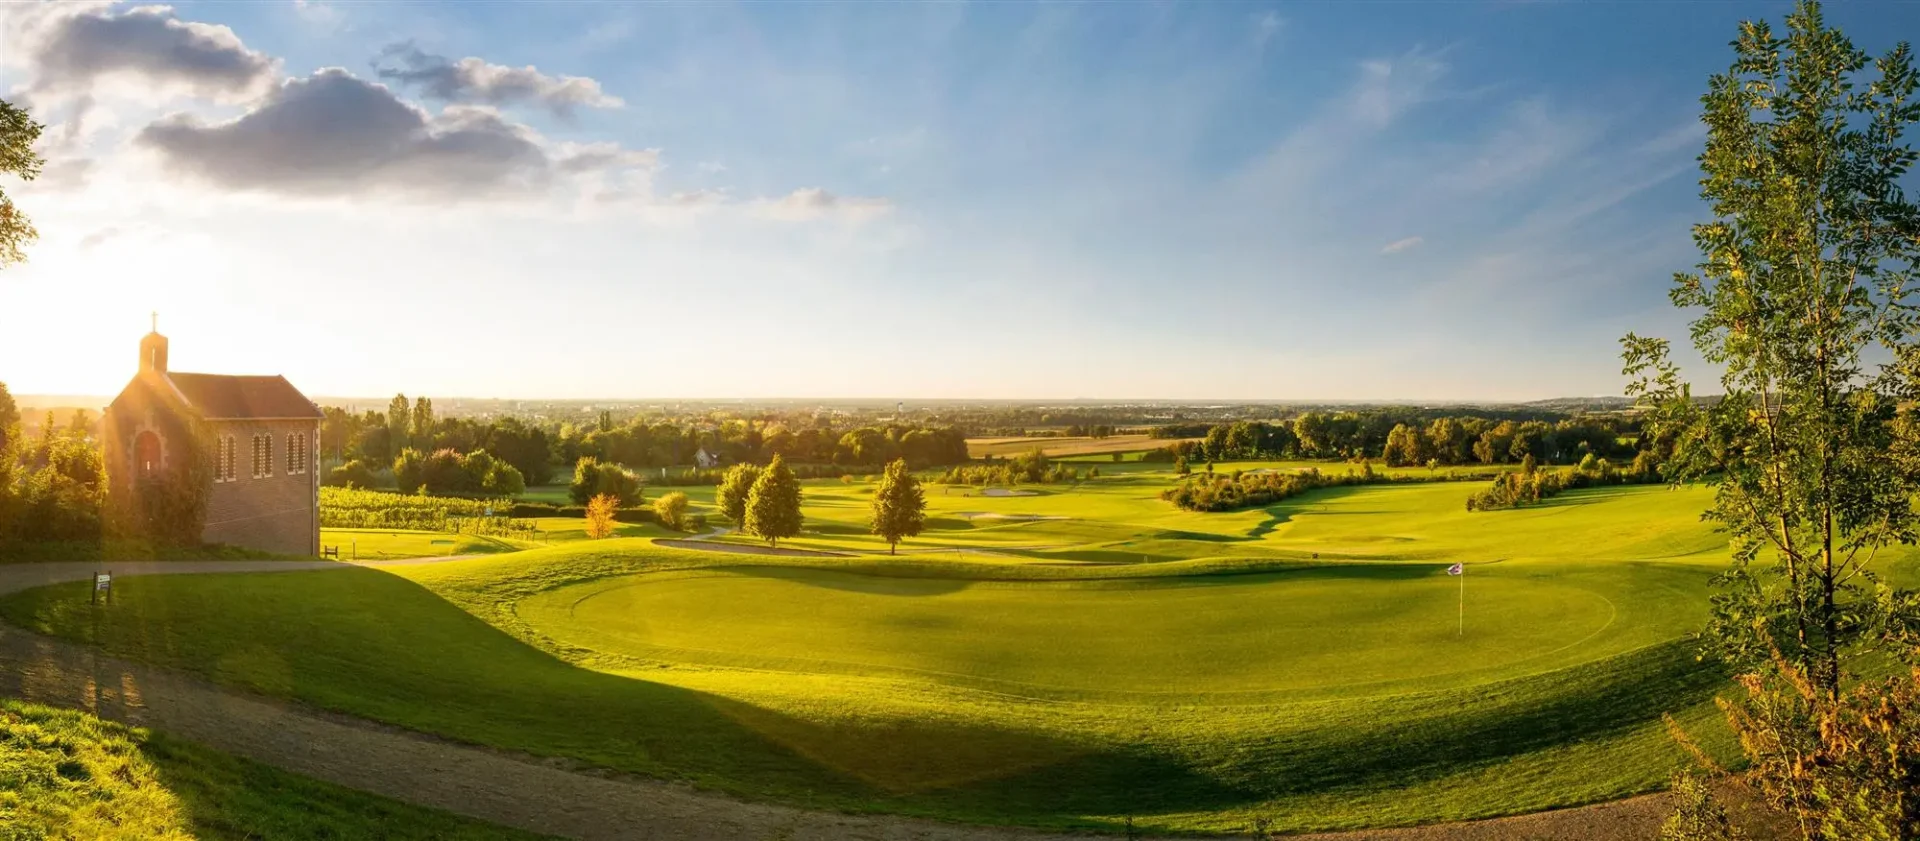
323,459,380,489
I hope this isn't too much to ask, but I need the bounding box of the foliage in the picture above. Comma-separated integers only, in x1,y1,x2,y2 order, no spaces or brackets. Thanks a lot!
568,457,641,507
583,493,619,539
323,459,381,489
938,448,1079,485
1465,453,1662,511
652,491,690,531
744,454,803,547
1146,413,1646,468
411,448,526,496
319,486,529,537
0,98,43,267
869,458,926,554
1659,771,1751,841
3,432,110,544
716,462,762,524
1718,658,1920,840
1623,4,1920,838
119,421,213,547
1162,462,1501,513
387,394,412,455
393,447,425,494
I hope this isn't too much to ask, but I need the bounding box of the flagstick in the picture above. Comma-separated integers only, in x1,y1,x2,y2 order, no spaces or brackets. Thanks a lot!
1457,565,1465,636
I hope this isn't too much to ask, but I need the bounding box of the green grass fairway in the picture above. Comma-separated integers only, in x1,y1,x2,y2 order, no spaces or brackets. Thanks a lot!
3,474,1828,834
0,698,546,840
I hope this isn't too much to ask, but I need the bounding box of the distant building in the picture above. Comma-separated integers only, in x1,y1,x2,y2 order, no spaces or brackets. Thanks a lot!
103,325,323,556
695,447,720,469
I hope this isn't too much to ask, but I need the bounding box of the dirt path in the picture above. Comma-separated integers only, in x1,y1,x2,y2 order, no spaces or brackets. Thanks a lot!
0,561,1677,840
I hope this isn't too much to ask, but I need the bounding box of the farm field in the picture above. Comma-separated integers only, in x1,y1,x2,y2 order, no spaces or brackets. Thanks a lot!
0,462,1841,835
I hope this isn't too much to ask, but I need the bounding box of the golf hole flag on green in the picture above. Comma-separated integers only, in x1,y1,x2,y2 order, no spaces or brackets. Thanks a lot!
1448,563,1465,635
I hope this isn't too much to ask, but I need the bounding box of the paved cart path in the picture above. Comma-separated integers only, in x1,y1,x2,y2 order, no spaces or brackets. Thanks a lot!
0,560,1680,841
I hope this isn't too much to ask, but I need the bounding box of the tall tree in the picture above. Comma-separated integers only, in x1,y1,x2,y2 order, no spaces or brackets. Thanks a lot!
411,396,435,450
0,99,44,268
0,380,19,456
743,454,803,547
1625,3,1920,836
387,394,412,454
716,463,762,525
869,458,926,555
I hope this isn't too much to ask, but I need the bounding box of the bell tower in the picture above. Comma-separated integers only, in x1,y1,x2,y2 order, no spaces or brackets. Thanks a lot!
140,312,168,374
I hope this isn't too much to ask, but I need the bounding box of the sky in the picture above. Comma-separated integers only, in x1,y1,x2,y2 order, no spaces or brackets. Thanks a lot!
1,0,1915,402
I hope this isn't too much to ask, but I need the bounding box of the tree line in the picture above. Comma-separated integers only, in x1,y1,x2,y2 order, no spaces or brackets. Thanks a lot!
321,395,972,491
1145,412,1654,467
1160,463,1500,513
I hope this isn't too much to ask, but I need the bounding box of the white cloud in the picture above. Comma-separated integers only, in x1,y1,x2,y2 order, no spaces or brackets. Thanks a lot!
755,188,893,222
1380,236,1423,254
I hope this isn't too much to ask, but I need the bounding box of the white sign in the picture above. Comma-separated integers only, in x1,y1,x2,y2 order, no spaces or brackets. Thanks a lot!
484,507,494,517
94,573,111,591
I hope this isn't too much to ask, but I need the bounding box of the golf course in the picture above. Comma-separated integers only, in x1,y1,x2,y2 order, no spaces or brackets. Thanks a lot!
1,464,1854,836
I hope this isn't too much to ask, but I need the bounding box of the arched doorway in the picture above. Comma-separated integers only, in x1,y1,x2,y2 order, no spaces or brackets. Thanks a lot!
134,430,164,476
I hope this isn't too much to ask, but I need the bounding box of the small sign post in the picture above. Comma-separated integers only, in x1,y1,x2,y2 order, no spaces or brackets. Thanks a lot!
91,571,112,606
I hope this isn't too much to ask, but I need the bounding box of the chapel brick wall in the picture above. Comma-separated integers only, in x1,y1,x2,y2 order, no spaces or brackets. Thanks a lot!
202,419,320,556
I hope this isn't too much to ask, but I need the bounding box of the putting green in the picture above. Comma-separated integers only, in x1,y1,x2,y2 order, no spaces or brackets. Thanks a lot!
524,566,1617,698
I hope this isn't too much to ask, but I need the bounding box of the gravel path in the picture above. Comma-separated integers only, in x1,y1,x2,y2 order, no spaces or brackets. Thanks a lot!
0,560,1679,840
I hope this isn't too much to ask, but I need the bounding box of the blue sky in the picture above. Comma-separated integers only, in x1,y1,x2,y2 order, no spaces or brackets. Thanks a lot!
3,1,1915,400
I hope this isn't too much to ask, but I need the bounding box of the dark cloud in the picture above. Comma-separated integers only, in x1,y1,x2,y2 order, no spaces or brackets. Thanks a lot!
25,5,277,100
135,69,645,200
374,42,623,117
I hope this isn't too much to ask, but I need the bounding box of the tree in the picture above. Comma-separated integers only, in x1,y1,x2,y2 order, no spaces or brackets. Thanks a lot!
411,396,435,450
569,456,639,506
652,491,690,531
392,448,425,493
869,458,926,555
0,99,44,268
716,463,762,525
1624,3,1920,836
1382,423,1423,467
387,394,411,453
583,493,619,539
743,454,803,547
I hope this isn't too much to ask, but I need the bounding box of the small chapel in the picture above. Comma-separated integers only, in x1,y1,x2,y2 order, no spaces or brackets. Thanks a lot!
103,320,324,556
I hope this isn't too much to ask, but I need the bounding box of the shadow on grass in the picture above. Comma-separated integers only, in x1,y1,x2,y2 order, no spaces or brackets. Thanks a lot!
0,565,1729,830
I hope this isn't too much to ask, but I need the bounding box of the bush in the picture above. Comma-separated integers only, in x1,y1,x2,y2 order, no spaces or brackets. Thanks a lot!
652,491,690,531
323,459,379,489
584,493,618,539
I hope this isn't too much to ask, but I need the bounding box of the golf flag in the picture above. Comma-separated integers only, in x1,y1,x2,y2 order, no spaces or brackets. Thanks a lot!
1449,563,1465,635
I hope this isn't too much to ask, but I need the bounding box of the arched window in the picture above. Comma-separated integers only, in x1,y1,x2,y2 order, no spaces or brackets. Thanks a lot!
134,431,163,476
216,435,238,483
286,432,308,475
